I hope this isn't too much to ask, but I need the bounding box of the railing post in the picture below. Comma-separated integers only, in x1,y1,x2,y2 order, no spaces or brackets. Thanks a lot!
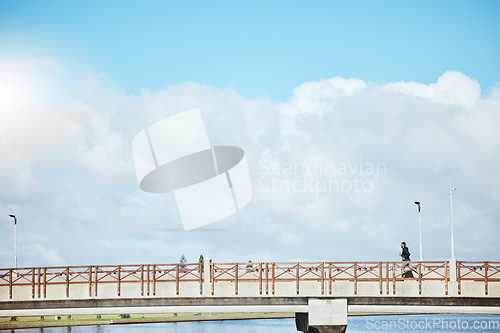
8,268,12,299
94,266,98,297
66,266,70,298
457,261,461,295
265,263,269,295
211,261,215,296
329,263,332,295
235,263,239,296
385,262,389,295
259,263,263,295
321,262,324,295
147,265,150,296
353,263,357,295
117,265,121,297
88,266,92,298
38,267,42,298
392,262,396,295
43,267,47,298
199,262,203,295
445,261,448,295
379,262,382,295
153,264,157,296
175,264,179,296
141,265,145,296
296,263,300,295
272,263,275,295
485,262,489,296
418,262,422,295
31,268,35,299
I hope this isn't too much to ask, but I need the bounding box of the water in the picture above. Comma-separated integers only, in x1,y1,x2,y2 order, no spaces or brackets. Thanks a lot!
2,315,499,332
348,314,500,332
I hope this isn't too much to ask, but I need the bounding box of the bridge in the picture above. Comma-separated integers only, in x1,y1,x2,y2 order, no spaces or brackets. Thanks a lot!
1,259,499,332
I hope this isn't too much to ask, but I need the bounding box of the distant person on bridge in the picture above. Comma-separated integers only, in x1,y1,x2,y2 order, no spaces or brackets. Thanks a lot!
399,242,413,278
399,242,411,262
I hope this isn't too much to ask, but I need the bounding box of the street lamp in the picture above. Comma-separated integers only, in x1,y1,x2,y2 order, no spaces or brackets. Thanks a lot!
449,188,457,259
8,215,17,268
414,202,422,261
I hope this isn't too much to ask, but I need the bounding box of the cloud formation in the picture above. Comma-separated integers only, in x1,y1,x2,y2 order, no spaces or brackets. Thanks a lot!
0,59,499,268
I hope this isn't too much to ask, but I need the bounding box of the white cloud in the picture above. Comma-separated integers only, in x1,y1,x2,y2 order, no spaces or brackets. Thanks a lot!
23,244,66,267
386,71,481,108
0,62,499,268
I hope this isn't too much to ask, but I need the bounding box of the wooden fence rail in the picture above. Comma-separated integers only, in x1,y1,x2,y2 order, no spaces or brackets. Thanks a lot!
1,261,498,299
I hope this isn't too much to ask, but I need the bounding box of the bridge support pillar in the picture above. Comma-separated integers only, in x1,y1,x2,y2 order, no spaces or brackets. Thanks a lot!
295,298,347,333
449,258,458,296
202,258,212,296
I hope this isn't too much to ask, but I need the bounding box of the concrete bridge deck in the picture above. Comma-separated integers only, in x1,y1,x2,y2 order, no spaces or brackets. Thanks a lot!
1,259,499,332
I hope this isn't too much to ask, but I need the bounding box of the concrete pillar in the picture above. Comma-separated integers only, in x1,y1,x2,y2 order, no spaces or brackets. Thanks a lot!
449,258,457,282
449,258,458,296
203,257,212,296
296,298,347,333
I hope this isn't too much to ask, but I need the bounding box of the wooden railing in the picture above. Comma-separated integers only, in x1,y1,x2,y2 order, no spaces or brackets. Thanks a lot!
211,261,451,296
0,263,202,299
1,261,498,299
458,261,500,296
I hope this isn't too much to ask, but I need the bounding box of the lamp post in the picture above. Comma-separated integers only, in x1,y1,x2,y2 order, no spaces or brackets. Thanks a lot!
414,202,422,261
449,188,456,259
8,215,17,268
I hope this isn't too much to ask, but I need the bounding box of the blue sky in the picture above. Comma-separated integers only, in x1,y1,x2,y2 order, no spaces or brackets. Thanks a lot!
0,1,499,267
1,0,499,100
